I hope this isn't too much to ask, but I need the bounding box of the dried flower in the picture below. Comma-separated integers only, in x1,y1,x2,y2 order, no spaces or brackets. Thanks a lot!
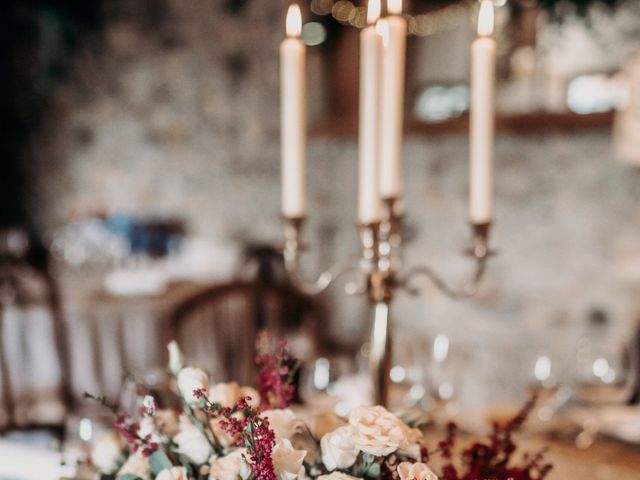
439,395,552,480
256,333,300,409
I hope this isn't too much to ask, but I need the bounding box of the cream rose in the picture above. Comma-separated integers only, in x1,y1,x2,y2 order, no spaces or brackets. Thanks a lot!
208,382,260,409
348,405,408,456
167,341,185,375
261,409,305,442
174,415,214,465
308,412,348,440
320,426,358,471
209,448,246,480
117,453,150,479
177,367,209,404
317,473,362,480
91,431,125,474
271,438,307,480
155,409,181,437
209,382,243,408
210,416,237,448
397,462,438,480
156,466,188,480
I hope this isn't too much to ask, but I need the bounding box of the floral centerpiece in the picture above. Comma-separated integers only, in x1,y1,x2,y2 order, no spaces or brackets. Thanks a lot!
87,336,551,480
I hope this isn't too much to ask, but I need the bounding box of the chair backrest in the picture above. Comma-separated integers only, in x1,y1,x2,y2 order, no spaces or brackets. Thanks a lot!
0,258,73,435
168,279,324,385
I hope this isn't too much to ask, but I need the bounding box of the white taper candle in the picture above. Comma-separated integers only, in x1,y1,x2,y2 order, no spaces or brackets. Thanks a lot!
358,0,382,224
378,0,407,200
281,4,306,218
470,0,496,224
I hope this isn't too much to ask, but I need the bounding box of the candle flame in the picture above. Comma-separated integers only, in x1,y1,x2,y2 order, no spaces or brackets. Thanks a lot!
286,4,302,38
387,0,402,16
477,0,494,36
367,0,381,25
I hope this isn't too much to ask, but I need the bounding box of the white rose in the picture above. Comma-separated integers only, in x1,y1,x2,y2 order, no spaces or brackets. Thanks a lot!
318,473,362,480
271,438,306,480
261,409,305,442
138,416,162,443
209,449,246,480
156,466,188,480
177,367,209,404
397,425,423,459
174,415,214,465
117,453,150,479
209,382,243,408
397,442,422,461
320,426,358,471
167,341,185,375
348,406,408,456
397,462,438,480
91,431,125,474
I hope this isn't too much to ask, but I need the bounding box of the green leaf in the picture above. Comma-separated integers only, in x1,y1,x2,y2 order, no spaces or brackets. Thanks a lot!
367,463,381,477
149,450,173,475
362,453,376,464
119,475,141,480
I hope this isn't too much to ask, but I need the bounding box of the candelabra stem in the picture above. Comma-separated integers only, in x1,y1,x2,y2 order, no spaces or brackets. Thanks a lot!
369,299,392,407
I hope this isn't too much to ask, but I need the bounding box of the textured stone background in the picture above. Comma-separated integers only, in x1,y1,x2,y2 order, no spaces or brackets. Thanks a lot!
27,0,640,405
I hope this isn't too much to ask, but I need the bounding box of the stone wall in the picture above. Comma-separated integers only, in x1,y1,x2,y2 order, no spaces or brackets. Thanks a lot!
27,0,640,405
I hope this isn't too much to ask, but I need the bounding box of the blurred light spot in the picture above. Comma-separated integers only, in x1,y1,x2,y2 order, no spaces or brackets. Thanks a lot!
311,0,334,15
406,16,418,35
592,358,609,378
534,356,552,382
390,365,406,383
410,384,426,400
414,84,469,122
79,418,93,442
433,334,449,363
438,382,454,400
313,357,331,390
602,369,616,384
332,1,354,23
537,405,554,422
494,0,508,7
302,22,327,46
334,401,350,417
348,6,367,28
567,74,629,115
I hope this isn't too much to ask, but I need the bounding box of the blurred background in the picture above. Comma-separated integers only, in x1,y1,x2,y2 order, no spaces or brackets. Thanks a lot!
2,0,640,472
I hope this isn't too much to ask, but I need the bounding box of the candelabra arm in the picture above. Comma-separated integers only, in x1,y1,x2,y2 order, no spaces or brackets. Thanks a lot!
399,222,494,299
285,258,359,296
282,216,361,296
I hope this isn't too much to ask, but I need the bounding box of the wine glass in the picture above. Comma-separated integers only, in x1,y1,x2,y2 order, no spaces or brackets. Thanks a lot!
570,308,638,447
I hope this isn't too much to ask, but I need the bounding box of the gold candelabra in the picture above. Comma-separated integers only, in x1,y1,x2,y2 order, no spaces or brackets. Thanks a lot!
282,199,494,406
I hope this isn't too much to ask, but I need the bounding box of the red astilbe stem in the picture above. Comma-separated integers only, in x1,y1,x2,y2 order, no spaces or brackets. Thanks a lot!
84,393,159,457
255,332,300,409
438,395,552,480
196,391,277,480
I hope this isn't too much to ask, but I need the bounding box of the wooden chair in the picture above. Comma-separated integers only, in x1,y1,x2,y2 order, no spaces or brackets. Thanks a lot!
0,230,72,437
168,280,325,385
168,245,326,385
